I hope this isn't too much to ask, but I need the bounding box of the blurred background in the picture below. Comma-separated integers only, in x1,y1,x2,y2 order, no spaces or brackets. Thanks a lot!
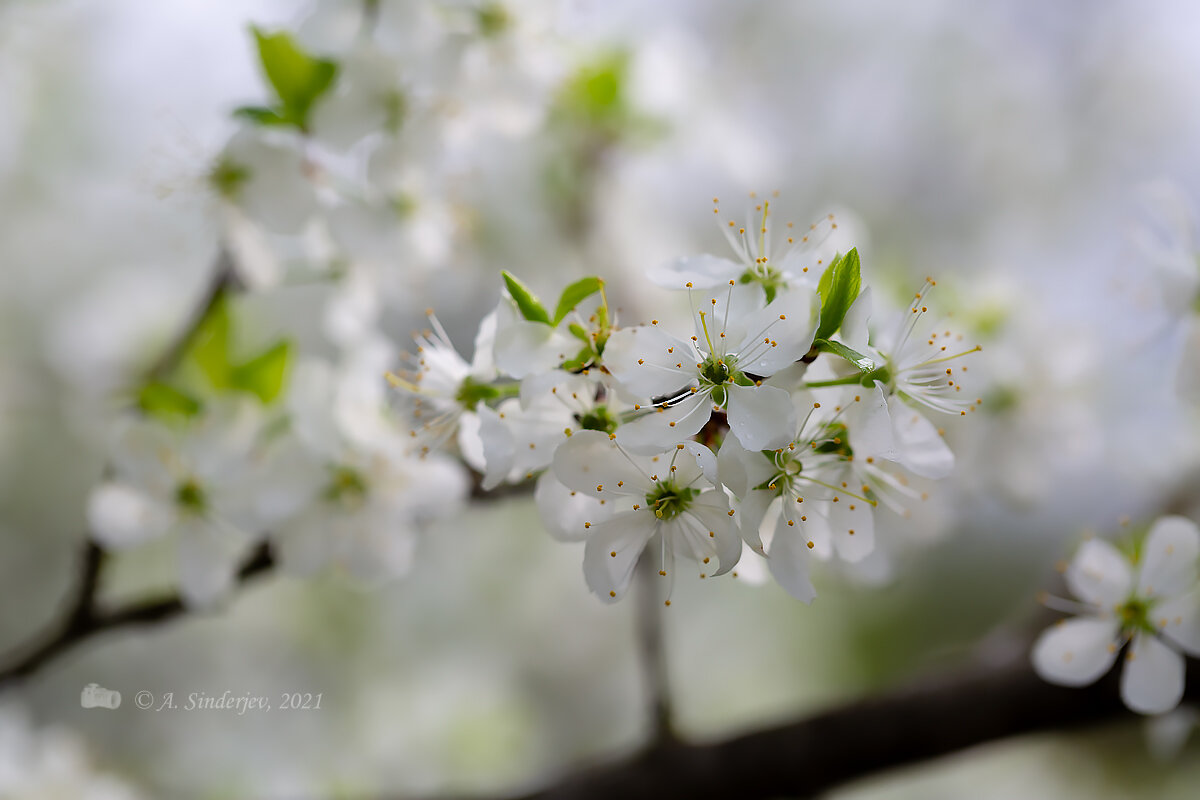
2,0,1200,797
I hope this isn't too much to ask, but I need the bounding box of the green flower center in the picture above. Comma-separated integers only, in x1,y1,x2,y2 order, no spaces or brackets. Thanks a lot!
698,354,741,408
645,481,699,521
1118,596,1158,636
324,465,369,505
578,405,617,434
209,156,249,200
454,377,518,409
175,479,207,514
812,422,853,458
738,266,786,304
476,2,510,36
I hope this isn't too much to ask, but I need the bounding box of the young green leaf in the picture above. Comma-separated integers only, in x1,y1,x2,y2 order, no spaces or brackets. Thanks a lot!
138,382,201,419
813,338,876,373
815,248,862,342
250,28,339,131
231,341,293,403
501,271,551,324
187,293,233,388
553,277,603,325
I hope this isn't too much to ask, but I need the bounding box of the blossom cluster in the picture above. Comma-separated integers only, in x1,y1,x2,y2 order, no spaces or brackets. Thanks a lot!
390,198,981,603
1033,517,1200,715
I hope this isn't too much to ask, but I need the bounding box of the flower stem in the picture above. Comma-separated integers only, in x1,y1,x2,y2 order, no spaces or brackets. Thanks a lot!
635,550,675,744
799,375,867,389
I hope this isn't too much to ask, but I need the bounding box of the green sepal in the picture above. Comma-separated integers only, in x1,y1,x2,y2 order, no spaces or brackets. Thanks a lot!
230,341,292,403
814,248,862,342
552,277,603,326
501,271,551,325
814,338,875,373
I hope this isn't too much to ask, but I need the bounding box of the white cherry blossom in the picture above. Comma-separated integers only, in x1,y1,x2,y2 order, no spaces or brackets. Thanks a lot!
604,285,819,452
550,430,739,602
649,198,840,296
86,400,290,609
1032,517,1200,715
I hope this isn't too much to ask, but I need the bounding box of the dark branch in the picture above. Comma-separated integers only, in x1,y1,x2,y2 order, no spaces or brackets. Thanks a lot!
0,543,274,690
457,654,1200,800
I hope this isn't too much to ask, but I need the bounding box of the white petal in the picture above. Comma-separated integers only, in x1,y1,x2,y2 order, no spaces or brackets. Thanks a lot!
888,397,953,479
493,321,575,379
176,518,244,610
534,471,611,542
717,436,774,498
687,494,740,576
222,130,317,234
1137,516,1200,599
1031,617,1121,686
647,254,742,289
469,304,502,379
87,483,174,548
734,489,775,551
1066,539,1134,610
847,382,897,461
767,516,817,603
733,288,820,375
475,404,515,491
287,360,342,458
1153,589,1200,657
678,441,720,486
552,430,648,498
726,384,796,451
603,326,697,400
1122,633,1186,715
582,512,656,602
828,491,876,563
840,286,873,353
615,392,711,454
108,417,176,495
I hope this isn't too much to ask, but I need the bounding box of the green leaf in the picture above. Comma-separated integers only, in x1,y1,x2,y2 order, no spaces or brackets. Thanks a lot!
553,277,603,326
231,341,292,403
232,105,291,127
814,338,875,373
188,293,233,388
250,28,338,131
815,248,862,342
138,382,201,419
501,271,551,325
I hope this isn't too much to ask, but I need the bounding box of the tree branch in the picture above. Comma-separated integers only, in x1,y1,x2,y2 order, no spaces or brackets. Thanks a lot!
0,543,274,691
451,654,1200,800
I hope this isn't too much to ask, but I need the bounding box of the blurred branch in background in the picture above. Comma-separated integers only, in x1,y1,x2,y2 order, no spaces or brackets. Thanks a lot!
0,542,273,691
634,552,675,745
414,657,1200,800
